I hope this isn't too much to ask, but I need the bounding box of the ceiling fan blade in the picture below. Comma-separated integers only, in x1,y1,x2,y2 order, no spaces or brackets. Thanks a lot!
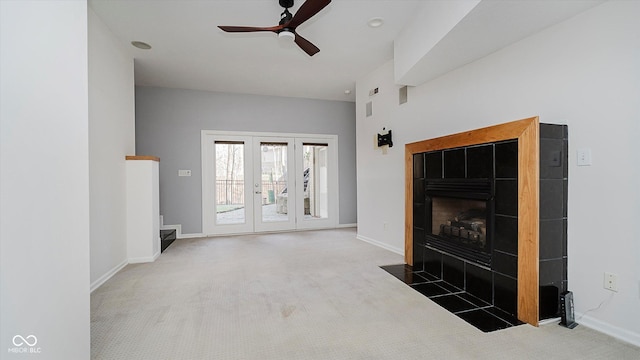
293,33,320,56
218,25,282,33
288,0,331,29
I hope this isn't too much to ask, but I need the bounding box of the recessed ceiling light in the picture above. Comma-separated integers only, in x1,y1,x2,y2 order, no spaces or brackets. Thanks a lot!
131,41,152,50
344,90,352,95
367,17,384,28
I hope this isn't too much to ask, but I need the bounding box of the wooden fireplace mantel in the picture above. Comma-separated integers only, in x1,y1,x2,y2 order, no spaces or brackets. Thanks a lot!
405,117,540,326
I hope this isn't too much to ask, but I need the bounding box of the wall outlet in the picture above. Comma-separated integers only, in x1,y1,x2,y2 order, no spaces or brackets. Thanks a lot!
604,272,618,292
178,170,191,177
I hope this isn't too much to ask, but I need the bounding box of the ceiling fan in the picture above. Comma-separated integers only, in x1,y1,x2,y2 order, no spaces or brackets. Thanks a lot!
218,0,331,56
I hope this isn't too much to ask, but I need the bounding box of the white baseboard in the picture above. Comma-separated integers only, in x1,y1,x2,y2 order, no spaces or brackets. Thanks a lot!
577,313,640,347
90,259,128,293
178,233,206,239
356,234,404,256
163,221,356,239
160,222,205,239
128,249,160,264
161,223,181,235
539,317,560,326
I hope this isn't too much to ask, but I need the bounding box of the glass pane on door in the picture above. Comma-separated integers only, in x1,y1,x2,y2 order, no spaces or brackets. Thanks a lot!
259,142,289,222
215,141,246,224
303,143,328,219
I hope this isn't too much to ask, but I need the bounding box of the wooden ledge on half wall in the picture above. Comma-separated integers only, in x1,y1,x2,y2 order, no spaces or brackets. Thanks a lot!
125,155,160,162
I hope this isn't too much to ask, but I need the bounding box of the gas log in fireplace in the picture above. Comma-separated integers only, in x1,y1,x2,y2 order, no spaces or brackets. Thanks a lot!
425,179,493,266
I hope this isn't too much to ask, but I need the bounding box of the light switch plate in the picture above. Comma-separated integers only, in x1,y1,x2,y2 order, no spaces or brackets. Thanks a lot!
577,148,592,166
178,170,191,177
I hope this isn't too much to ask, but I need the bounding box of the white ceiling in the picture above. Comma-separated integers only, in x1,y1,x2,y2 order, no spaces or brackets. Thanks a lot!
89,0,604,103
90,0,426,102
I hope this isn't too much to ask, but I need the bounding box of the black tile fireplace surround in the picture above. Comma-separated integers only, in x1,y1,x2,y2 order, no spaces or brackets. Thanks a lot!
411,124,568,321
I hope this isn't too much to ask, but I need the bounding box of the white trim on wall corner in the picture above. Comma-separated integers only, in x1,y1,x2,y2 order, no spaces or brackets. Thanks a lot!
356,234,404,256
90,259,127,293
578,313,640,348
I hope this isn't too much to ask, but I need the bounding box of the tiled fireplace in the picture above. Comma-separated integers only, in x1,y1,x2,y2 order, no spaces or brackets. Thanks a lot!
402,117,568,328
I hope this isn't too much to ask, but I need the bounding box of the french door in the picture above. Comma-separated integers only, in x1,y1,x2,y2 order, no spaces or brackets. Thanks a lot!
202,131,337,235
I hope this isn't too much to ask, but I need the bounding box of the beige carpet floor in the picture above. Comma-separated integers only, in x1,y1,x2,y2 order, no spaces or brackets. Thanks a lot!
91,228,639,359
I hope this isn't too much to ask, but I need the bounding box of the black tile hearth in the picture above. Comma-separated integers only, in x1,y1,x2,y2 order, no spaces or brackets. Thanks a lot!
380,264,420,284
381,264,523,333
430,294,477,313
411,282,451,297
160,229,176,253
457,309,514,332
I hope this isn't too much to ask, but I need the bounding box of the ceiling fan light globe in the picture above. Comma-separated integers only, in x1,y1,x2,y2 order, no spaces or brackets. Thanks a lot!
278,30,295,40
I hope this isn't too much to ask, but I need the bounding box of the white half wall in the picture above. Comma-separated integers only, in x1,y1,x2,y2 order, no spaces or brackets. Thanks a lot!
0,1,91,358
357,0,640,345
126,160,160,263
88,8,135,288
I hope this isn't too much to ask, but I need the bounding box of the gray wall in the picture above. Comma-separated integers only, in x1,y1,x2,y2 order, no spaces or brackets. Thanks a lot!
135,86,356,233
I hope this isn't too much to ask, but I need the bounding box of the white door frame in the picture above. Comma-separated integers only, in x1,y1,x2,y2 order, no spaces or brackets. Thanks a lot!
202,130,338,236
201,134,254,235
294,137,339,230
252,136,296,233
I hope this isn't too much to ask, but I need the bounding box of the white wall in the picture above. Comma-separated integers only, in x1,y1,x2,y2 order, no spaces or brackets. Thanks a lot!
0,1,90,358
356,0,640,345
88,8,135,290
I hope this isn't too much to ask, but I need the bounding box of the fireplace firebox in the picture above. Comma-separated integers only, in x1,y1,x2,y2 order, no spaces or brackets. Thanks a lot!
425,179,494,266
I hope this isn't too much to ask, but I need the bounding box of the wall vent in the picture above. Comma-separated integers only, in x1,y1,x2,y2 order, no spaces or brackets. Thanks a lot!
399,86,408,105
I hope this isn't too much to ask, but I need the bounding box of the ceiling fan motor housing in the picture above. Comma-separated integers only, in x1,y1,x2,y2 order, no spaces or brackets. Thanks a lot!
279,8,293,25
279,0,295,9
